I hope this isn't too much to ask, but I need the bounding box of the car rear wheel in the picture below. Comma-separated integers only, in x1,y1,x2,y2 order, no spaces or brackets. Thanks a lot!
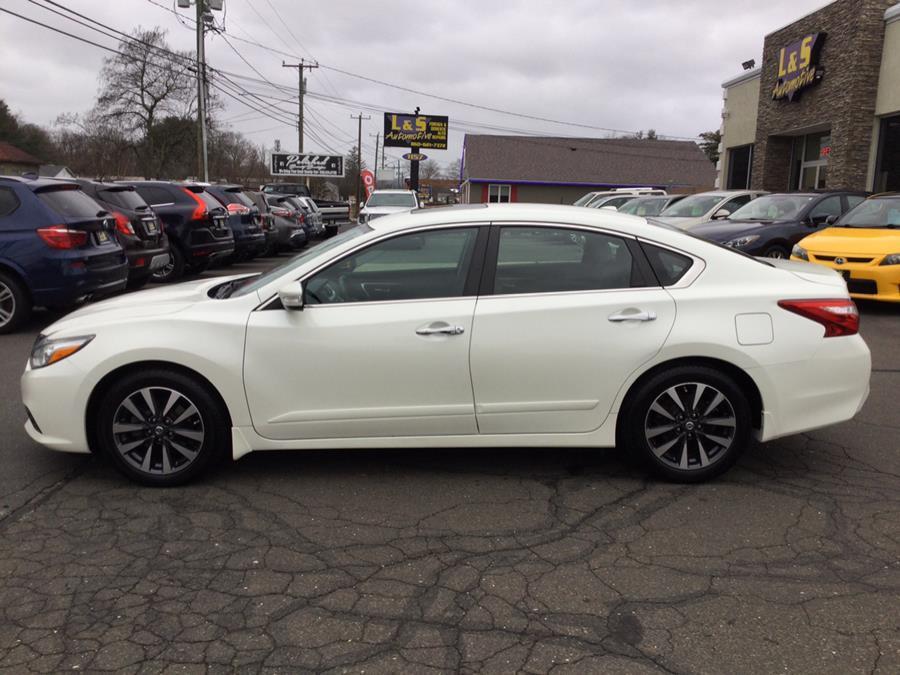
763,245,789,259
151,246,185,283
94,369,229,486
0,271,31,335
623,366,751,482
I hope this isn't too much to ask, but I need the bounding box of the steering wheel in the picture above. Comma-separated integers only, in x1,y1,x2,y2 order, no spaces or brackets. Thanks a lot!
314,279,341,303
338,275,369,301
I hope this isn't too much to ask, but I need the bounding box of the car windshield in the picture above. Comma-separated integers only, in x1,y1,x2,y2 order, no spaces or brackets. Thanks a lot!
837,197,900,228
97,187,149,210
573,193,599,207
37,187,105,219
228,225,373,298
729,195,814,221
619,197,668,216
366,193,417,208
660,195,724,217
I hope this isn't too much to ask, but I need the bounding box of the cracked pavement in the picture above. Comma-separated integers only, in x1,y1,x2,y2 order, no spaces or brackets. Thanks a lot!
1,256,898,674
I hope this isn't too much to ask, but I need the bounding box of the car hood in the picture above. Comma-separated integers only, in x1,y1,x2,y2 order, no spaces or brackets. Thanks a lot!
654,215,708,229
362,205,415,215
799,227,900,255
690,219,795,240
41,275,249,337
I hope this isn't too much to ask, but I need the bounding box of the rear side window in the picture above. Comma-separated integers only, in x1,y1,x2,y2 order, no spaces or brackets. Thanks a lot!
134,186,175,205
98,188,148,210
493,226,638,294
640,242,693,286
0,187,20,217
37,188,103,219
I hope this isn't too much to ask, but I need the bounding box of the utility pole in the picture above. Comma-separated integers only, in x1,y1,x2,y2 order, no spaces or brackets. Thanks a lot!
369,132,380,186
194,0,209,181
282,59,319,153
410,106,421,194
351,113,371,212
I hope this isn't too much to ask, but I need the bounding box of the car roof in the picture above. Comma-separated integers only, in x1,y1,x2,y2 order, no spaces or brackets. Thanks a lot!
370,189,416,194
0,175,83,191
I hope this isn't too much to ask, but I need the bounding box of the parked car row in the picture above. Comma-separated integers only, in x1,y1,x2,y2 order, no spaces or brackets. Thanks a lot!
586,186,899,303
260,182,349,234
0,175,340,334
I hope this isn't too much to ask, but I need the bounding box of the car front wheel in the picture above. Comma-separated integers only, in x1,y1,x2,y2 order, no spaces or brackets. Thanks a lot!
94,369,229,486
623,366,751,482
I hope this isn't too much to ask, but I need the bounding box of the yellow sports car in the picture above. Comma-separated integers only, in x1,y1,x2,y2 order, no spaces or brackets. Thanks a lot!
792,193,900,303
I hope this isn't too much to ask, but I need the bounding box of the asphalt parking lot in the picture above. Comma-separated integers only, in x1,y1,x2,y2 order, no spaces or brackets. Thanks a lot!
0,250,898,674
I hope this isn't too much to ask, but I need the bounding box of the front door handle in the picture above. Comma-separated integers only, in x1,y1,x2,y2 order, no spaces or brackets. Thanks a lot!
416,323,466,336
608,309,657,322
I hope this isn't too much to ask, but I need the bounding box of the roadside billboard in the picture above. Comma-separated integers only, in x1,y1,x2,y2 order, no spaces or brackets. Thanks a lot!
383,113,448,150
270,153,344,177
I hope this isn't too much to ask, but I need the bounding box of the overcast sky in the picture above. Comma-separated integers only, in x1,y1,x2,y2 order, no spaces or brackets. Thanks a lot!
1,0,830,172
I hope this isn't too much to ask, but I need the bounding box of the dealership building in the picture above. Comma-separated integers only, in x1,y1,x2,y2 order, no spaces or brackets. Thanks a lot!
718,0,900,192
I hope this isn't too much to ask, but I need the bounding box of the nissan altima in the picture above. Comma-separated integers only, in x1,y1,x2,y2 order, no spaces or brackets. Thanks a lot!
21,204,871,486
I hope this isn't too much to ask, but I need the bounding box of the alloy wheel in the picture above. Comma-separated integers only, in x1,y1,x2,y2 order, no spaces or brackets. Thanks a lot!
644,382,737,471
0,281,15,328
152,259,175,282
112,387,205,476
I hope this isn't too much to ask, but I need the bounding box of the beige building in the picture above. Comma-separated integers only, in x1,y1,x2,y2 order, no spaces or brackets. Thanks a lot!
718,0,900,192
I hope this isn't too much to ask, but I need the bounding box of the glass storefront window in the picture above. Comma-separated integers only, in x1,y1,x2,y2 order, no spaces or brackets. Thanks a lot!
875,115,900,192
804,131,831,162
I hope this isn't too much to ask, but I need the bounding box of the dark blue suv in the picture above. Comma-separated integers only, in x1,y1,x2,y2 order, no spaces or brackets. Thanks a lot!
0,176,128,333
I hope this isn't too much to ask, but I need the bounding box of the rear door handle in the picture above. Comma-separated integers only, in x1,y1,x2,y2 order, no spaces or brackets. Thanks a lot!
608,310,657,322
416,323,466,336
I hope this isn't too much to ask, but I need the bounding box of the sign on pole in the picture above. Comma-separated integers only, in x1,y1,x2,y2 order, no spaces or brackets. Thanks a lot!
383,113,448,150
402,152,428,161
270,153,344,177
360,169,376,200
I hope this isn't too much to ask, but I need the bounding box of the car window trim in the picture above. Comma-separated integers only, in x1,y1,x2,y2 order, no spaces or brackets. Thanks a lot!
255,222,492,311
478,222,655,298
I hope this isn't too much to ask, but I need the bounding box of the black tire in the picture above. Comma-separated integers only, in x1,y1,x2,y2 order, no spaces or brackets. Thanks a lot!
151,246,185,283
622,365,751,483
93,368,230,487
763,245,789,259
0,270,31,334
126,275,152,291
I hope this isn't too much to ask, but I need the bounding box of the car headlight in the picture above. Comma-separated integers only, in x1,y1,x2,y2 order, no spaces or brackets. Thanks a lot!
880,253,900,266
792,244,809,261
30,334,94,369
725,234,760,248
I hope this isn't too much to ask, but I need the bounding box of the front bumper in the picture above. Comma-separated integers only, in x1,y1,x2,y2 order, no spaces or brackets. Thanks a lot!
793,254,900,303
21,359,91,454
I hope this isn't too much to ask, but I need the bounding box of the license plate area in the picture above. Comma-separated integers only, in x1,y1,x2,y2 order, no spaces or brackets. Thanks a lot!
143,218,158,235
95,230,110,244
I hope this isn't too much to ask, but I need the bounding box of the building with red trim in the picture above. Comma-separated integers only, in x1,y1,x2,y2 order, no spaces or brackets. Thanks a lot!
459,135,716,205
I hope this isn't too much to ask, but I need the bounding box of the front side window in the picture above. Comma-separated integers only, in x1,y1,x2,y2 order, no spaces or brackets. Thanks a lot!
306,228,479,304
720,194,753,215
488,184,511,203
492,226,638,295
660,195,724,217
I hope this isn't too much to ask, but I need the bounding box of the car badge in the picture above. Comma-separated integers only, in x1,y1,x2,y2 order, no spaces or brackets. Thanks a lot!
834,257,846,265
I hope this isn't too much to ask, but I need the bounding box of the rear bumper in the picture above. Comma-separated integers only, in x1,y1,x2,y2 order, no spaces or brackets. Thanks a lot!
124,242,170,278
31,251,129,306
187,226,235,260
753,333,871,442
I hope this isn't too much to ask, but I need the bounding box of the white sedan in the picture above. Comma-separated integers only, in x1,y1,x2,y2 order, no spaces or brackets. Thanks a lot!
21,204,871,486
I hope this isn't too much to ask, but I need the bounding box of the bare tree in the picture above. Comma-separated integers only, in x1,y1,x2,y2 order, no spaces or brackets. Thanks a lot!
419,159,441,180
94,27,198,176
443,158,462,180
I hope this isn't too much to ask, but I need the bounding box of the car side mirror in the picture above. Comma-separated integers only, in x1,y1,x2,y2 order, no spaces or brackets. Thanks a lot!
824,215,839,226
712,208,731,220
278,281,305,311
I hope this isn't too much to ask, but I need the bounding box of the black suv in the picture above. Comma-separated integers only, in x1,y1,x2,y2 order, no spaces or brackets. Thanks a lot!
689,191,868,258
74,180,170,289
204,184,267,261
123,181,234,282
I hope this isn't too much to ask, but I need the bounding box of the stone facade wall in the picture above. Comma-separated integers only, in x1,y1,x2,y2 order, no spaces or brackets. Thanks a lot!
751,0,894,191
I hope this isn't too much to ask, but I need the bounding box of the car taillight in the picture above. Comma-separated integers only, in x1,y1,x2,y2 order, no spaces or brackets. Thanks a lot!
36,225,88,250
272,207,291,217
778,299,859,337
297,213,305,224
182,188,207,221
113,211,134,235
226,203,250,215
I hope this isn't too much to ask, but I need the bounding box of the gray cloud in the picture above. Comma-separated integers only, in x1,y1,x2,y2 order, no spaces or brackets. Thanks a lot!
0,0,828,169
